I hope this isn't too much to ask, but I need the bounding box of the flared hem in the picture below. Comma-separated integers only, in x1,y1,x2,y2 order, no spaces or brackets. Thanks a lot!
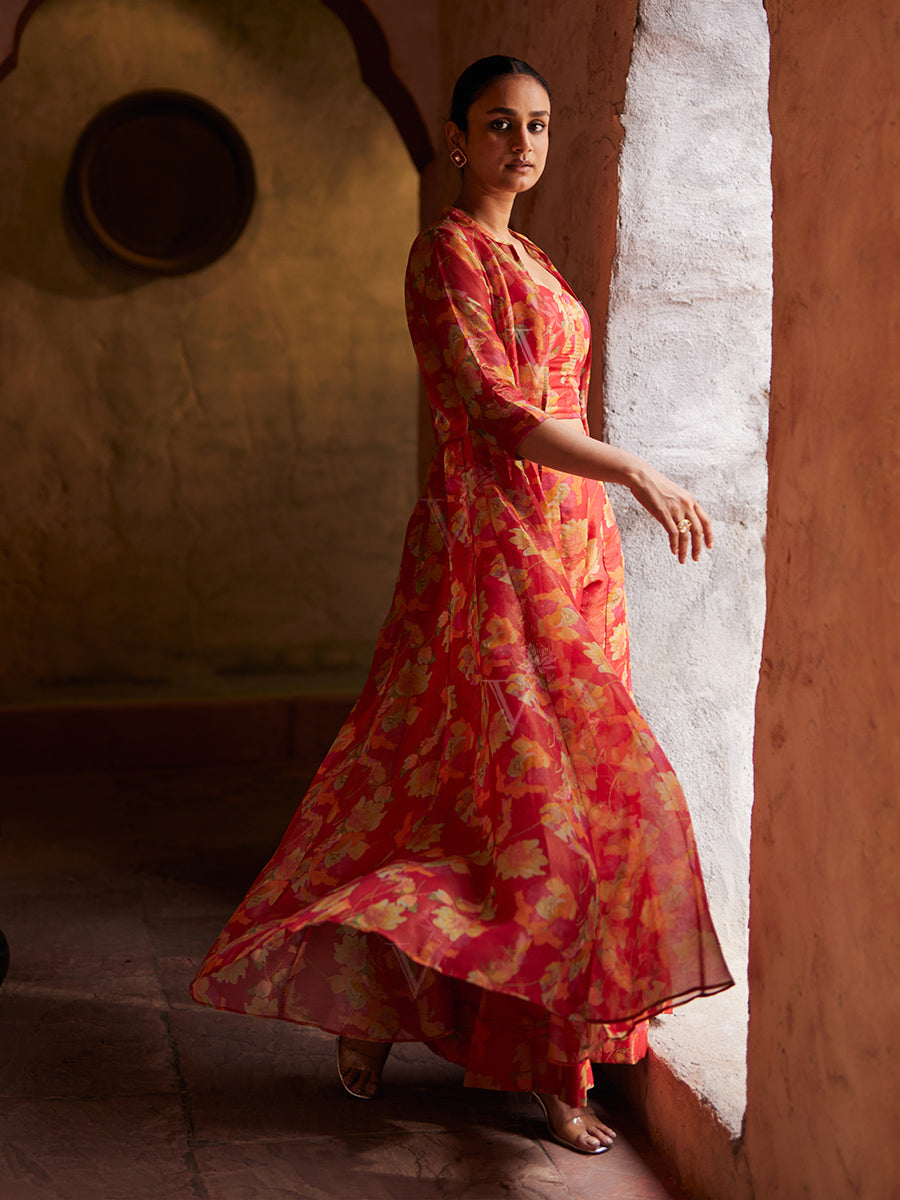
193,910,734,1034
190,914,730,1105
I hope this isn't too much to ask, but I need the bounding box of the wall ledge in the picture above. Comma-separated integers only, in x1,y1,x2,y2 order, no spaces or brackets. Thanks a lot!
607,979,751,1199
650,977,748,1138
0,685,361,774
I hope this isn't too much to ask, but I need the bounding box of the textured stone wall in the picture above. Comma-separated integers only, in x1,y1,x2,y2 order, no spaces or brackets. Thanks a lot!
0,0,418,700
604,0,771,971
747,1,900,1195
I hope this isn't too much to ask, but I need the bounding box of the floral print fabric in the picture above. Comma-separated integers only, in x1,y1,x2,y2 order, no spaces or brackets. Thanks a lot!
190,207,733,1106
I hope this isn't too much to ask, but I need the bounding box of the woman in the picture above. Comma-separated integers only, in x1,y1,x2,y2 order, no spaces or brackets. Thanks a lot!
191,55,733,1158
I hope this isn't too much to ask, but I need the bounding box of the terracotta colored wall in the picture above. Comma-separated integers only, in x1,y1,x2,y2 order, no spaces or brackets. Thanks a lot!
368,0,637,441
748,1,900,1195
0,0,418,701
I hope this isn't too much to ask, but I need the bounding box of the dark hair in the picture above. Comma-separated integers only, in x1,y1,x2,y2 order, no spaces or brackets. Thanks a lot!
449,56,551,132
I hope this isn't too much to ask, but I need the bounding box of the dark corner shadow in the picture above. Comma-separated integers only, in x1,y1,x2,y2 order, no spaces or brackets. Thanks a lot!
2,762,313,906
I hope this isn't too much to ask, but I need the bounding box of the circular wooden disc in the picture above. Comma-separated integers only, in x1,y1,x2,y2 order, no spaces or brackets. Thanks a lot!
67,90,256,274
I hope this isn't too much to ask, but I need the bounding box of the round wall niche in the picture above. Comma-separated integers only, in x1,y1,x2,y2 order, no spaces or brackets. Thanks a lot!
66,90,256,275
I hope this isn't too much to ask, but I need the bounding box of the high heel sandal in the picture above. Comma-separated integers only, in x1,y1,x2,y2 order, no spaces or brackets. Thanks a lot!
532,1092,612,1155
336,1035,391,1100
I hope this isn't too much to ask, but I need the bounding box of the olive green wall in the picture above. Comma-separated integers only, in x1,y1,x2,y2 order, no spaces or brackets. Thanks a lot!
0,0,418,701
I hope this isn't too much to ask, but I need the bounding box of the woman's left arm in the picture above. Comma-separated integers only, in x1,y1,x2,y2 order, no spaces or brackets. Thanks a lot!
516,418,713,564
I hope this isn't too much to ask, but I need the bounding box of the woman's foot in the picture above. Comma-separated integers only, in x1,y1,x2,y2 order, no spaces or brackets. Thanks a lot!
534,1091,616,1155
336,1036,392,1099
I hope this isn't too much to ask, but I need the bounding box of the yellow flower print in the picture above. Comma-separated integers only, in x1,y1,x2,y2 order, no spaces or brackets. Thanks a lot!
247,933,286,971
609,622,629,663
216,957,249,985
481,615,518,650
245,983,276,1016
583,641,612,671
467,933,530,988
539,960,565,1007
653,771,686,810
358,899,412,932
508,739,553,780
541,606,579,641
191,975,211,1001
405,759,439,798
495,838,549,879
536,877,577,924
433,906,477,941
395,659,432,697
347,798,387,833
307,890,356,923
404,822,442,852
513,891,555,945
243,873,287,913
444,719,475,761
508,527,541,557
335,975,374,1012
334,931,369,970
345,838,370,862
539,799,584,845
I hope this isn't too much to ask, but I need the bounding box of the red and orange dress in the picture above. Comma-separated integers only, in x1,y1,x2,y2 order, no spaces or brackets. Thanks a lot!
190,206,733,1106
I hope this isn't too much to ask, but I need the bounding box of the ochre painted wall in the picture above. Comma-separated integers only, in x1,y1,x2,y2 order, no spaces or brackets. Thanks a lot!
0,0,418,700
748,1,900,1196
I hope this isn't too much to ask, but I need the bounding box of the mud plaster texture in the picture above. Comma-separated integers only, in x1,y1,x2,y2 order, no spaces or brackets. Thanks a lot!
746,1,900,1197
0,0,419,700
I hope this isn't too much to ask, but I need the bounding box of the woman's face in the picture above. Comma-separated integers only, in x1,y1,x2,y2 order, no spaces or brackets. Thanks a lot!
448,74,550,198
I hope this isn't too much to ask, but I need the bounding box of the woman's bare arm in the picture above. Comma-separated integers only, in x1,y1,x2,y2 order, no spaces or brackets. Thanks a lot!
516,418,713,564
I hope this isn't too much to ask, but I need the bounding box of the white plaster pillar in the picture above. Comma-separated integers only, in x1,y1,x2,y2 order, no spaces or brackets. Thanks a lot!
603,0,771,1114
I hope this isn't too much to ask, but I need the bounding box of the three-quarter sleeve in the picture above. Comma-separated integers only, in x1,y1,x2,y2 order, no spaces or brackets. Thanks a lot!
405,225,550,457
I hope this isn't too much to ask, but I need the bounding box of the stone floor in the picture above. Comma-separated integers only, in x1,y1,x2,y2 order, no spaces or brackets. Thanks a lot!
1,763,693,1200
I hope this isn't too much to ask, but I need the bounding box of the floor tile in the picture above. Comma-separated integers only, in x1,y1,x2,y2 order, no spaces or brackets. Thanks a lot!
0,1095,196,1200
141,874,242,920
2,891,162,1004
194,1129,571,1200
0,991,177,1100
143,911,232,1010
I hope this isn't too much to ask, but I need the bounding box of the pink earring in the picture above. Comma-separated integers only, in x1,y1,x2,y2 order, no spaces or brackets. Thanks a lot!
450,148,468,169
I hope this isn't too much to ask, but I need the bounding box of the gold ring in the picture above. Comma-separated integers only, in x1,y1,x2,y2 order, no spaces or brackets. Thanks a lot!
676,518,692,534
